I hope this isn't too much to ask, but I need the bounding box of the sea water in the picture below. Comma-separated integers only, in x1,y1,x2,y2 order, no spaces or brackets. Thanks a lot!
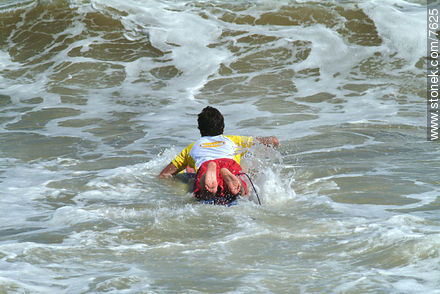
0,0,438,293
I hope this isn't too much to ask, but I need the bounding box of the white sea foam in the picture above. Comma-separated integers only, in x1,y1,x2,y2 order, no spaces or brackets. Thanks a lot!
361,0,426,64
92,0,231,100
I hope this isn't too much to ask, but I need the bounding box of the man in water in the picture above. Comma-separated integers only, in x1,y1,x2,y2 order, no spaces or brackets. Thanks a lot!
159,106,279,205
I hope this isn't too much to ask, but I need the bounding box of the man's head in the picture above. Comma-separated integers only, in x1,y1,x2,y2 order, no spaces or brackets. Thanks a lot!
198,106,224,136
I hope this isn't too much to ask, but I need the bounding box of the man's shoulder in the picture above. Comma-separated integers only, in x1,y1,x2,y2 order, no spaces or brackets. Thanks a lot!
224,134,251,139
186,140,197,149
224,135,253,145
179,140,196,154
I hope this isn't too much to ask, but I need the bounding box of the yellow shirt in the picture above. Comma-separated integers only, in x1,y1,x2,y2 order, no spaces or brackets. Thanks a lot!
172,135,254,172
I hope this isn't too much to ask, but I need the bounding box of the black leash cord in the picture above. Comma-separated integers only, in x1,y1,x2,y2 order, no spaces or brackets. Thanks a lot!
238,172,262,205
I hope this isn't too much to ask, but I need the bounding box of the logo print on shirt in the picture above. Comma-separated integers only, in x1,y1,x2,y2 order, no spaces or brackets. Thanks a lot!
200,141,225,148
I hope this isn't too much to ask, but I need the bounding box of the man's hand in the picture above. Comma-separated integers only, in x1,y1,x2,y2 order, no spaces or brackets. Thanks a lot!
256,136,279,147
158,162,179,178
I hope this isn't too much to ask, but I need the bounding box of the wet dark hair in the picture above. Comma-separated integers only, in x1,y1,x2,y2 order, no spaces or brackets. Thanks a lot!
198,106,224,136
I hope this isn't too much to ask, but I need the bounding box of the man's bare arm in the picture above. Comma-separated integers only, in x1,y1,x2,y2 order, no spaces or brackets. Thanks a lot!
255,136,279,147
158,162,179,178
